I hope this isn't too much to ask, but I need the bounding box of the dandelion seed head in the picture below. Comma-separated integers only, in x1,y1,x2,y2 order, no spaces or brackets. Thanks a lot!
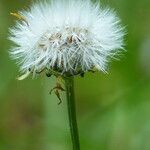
9,0,125,77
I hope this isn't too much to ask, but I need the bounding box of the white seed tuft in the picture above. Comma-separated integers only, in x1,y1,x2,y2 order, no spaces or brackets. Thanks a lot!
9,0,125,77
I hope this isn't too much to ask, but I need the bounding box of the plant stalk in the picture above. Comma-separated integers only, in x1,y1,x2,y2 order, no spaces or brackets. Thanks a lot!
65,77,80,150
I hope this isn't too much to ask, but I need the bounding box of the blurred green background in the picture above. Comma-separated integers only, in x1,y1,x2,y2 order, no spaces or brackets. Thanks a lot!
0,0,150,149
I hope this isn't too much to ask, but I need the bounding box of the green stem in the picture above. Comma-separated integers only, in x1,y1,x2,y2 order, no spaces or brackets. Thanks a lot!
65,77,80,150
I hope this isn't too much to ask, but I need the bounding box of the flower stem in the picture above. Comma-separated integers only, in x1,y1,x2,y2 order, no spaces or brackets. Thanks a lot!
65,77,80,150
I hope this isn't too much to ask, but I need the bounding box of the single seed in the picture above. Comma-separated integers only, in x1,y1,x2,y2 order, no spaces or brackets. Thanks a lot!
68,36,73,43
